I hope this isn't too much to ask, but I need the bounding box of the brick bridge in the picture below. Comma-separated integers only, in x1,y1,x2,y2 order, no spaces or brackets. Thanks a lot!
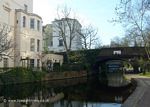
60,47,147,72
97,47,146,59
92,47,147,73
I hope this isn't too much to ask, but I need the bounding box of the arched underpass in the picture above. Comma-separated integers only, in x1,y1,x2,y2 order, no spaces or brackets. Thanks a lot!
93,54,145,74
91,55,145,87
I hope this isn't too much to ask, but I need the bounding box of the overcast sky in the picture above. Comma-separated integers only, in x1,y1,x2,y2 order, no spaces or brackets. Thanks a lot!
33,0,124,45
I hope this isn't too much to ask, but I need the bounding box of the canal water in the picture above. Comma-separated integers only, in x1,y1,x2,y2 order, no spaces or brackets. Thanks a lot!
0,76,134,107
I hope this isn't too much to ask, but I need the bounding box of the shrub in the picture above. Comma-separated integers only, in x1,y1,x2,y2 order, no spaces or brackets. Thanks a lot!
61,63,85,72
0,67,46,85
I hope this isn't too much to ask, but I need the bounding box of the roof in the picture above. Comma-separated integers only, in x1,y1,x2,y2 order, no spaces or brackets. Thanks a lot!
15,9,42,19
53,18,82,27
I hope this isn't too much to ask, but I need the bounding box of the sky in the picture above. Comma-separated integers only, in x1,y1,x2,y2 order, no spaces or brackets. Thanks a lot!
33,0,125,45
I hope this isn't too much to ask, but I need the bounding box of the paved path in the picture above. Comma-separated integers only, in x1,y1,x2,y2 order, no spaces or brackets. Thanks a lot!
122,75,150,107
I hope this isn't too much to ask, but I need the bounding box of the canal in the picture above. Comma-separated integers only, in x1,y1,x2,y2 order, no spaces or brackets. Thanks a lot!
0,75,135,107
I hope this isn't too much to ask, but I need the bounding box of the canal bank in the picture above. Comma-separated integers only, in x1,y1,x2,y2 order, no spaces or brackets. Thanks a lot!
42,71,87,81
122,75,150,107
0,68,87,85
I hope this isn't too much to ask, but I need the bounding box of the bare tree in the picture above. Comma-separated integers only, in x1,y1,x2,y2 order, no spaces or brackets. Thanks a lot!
43,24,53,53
113,0,150,59
125,29,144,47
0,23,13,60
110,36,122,47
110,35,144,47
94,39,102,49
53,6,82,63
78,25,98,49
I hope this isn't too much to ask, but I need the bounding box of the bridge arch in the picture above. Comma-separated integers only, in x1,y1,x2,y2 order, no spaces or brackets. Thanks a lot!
93,55,141,74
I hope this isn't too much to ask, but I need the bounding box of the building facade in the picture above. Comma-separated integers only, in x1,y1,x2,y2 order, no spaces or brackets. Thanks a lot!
43,18,82,52
0,0,42,68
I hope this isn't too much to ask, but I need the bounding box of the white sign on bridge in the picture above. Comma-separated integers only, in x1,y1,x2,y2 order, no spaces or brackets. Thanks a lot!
113,50,121,55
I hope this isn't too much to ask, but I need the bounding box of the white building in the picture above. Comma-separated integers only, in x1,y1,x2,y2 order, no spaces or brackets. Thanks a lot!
44,18,82,52
0,0,42,68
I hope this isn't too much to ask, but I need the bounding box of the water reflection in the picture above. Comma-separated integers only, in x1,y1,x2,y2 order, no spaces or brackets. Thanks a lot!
83,103,121,107
97,59,130,87
0,77,134,107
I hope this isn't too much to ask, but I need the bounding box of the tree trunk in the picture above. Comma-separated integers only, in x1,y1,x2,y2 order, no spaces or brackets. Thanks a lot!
65,50,70,64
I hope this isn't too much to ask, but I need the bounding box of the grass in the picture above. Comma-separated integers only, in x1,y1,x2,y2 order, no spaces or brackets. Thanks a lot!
139,72,150,77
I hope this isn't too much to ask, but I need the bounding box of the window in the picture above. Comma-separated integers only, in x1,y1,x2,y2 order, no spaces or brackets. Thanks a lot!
58,39,63,46
30,18,34,29
3,58,8,68
37,59,40,68
24,4,28,12
37,39,40,52
37,20,40,31
30,59,34,68
23,16,26,27
30,38,35,51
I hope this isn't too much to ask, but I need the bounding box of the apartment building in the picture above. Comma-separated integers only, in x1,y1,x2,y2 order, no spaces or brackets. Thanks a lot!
43,18,82,52
0,0,42,68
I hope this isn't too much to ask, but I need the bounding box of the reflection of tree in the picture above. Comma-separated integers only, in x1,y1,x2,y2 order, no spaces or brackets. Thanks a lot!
60,100,65,107
4,102,9,107
85,102,88,107
98,62,108,86
66,100,73,107
2,84,36,99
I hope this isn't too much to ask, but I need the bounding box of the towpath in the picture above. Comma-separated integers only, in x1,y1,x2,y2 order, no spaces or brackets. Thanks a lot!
122,74,150,107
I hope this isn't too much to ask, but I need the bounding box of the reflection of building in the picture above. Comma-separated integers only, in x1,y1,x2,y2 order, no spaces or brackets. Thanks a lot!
0,0,42,68
43,18,82,52
0,99,84,107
